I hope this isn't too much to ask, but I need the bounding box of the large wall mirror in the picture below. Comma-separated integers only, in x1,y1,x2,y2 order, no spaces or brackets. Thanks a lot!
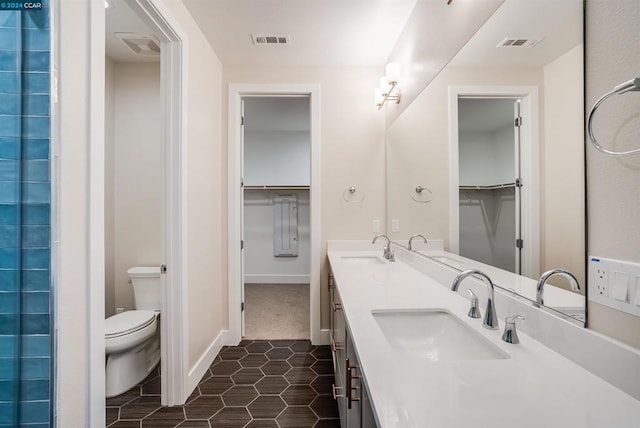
385,0,586,324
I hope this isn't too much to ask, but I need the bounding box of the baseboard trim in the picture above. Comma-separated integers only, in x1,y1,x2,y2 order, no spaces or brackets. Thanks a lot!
187,329,228,395
244,274,310,284
318,328,330,346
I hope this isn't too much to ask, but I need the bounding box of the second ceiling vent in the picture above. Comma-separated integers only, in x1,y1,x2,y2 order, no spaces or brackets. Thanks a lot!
251,34,291,45
497,37,543,48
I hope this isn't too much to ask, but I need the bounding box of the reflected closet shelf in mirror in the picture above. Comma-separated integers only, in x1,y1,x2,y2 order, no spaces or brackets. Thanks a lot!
244,185,310,190
459,182,516,191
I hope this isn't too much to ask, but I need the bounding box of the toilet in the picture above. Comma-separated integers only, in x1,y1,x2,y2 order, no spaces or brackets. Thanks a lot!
105,266,161,398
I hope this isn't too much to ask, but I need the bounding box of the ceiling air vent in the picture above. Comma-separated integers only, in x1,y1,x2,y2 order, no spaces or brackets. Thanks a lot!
497,37,543,48
251,34,291,45
115,33,160,56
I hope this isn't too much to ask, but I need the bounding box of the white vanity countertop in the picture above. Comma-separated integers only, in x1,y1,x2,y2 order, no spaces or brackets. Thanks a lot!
327,248,640,428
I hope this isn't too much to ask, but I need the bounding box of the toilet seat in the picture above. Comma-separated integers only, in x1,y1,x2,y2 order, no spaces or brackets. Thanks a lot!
105,310,156,338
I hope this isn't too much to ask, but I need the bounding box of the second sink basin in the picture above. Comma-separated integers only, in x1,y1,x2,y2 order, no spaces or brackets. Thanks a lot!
372,308,509,362
340,256,384,265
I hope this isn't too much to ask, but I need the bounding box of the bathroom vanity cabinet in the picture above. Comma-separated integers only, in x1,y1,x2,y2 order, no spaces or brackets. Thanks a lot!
329,272,377,428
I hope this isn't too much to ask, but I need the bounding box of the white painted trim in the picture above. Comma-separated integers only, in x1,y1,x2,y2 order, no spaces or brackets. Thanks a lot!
88,2,106,426
320,329,331,346
448,85,540,278
116,0,188,406
228,84,322,346
187,330,229,394
244,275,311,284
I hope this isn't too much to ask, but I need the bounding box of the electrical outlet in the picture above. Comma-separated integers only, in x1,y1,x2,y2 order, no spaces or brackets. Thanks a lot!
372,219,380,233
116,307,124,314
392,219,400,233
595,267,609,296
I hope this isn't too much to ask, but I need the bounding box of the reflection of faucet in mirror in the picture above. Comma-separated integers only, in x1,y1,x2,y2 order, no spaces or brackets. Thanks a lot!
407,234,428,251
536,268,580,306
451,270,499,330
372,234,395,262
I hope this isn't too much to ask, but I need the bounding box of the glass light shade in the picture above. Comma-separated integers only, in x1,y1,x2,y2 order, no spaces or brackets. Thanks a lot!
379,76,390,91
374,88,384,105
385,62,401,83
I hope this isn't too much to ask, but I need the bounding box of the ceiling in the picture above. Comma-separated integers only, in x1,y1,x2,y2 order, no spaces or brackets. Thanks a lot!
181,0,418,67
449,0,583,68
105,0,160,62
105,0,582,70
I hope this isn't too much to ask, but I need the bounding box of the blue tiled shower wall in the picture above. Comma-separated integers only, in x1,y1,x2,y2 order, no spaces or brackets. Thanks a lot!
0,2,52,427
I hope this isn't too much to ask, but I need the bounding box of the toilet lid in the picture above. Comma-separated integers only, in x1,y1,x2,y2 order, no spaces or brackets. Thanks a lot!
105,310,156,338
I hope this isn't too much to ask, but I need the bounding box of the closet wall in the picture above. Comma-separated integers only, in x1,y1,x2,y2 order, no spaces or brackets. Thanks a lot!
243,97,311,284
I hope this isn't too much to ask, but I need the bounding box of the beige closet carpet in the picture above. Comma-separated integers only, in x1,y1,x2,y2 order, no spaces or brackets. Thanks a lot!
244,283,310,340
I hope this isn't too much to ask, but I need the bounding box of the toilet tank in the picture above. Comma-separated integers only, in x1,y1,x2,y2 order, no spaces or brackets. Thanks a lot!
127,266,161,311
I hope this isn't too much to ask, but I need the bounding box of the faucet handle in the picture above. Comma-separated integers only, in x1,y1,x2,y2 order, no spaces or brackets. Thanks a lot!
502,315,525,344
466,289,481,319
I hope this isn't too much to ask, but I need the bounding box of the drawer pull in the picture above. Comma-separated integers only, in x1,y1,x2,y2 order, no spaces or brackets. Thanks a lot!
332,384,344,400
346,358,361,409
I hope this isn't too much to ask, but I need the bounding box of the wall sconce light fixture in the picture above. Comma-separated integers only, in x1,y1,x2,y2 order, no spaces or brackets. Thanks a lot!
375,62,401,109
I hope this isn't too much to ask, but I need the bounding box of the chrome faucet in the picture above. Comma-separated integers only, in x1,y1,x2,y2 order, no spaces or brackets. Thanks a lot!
372,234,395,262
536,268,580,306
451,270,499,329
407,234,428,251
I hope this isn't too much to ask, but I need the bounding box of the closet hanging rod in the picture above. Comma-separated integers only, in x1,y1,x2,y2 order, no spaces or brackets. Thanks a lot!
587,77,640,156
244,185,310,190
459,182,516,191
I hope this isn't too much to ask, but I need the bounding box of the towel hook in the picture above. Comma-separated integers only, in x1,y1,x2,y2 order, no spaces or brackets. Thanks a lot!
587,77,640,156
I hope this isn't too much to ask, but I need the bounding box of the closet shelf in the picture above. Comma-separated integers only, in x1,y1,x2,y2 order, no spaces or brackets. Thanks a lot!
244,185,310,191
459,182,516,191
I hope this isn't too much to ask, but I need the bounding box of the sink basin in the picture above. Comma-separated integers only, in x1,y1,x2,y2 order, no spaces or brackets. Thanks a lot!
340,256,384,265
372,309,509,362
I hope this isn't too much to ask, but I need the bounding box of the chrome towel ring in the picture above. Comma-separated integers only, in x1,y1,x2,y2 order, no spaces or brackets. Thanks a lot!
587,77,640,156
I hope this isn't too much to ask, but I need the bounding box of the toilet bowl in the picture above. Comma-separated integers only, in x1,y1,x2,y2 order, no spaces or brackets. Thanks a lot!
105,266,161,398
105,310,160,397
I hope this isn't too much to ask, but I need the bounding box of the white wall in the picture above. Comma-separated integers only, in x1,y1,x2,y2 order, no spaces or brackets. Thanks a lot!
585,0,640,349
109,62,162,311
459,126,514,186
57,0,102,424
244,190,310,283
244,131,310,186
105,57,116,317
224,66,387,330
155,0,226,370
542,44,585,287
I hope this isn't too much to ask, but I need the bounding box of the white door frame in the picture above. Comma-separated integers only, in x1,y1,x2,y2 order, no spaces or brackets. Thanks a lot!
228,84,323,345
448,85,540,278
130,0,187,407
89,1,187,423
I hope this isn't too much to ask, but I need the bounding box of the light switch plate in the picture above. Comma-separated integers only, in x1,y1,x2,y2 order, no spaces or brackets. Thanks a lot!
589,256,640,317
391,219,400,233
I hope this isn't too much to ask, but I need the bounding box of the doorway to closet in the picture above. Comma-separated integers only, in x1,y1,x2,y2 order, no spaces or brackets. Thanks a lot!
241,96,311,340
449,86,540,279
457,97,522,273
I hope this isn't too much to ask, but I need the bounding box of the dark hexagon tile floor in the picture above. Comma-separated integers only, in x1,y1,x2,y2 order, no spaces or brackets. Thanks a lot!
106,340,340,427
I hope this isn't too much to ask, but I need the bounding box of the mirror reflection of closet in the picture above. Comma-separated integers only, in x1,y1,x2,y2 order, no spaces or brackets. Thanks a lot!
242,96,311,340
458,98,521,274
